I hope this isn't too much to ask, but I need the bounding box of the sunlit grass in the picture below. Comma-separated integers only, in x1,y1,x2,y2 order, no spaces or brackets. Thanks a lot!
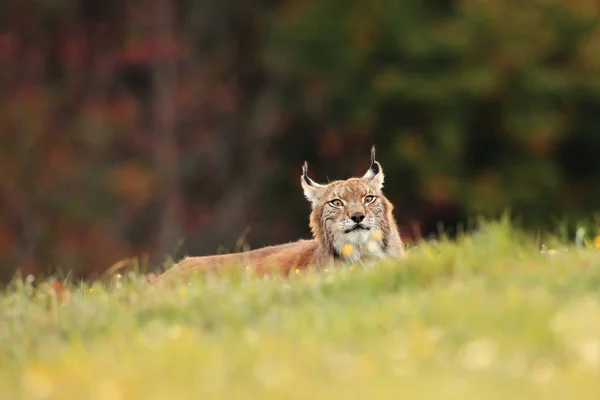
1,220,600,399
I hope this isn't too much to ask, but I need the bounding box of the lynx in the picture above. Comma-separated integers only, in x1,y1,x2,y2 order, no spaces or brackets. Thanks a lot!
153,147,404,284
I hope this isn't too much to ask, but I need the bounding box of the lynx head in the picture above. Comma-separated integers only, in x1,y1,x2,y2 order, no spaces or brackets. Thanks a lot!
301,146,403,263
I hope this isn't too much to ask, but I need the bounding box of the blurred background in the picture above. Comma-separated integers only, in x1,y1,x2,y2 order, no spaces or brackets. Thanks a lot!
1,0,599,282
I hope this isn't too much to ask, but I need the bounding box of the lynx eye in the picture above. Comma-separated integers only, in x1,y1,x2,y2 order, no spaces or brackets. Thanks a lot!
329,199,344,208
364,195,376,204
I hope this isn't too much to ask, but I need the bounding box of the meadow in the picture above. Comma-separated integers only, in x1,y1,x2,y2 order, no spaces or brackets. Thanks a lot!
1,220,600,399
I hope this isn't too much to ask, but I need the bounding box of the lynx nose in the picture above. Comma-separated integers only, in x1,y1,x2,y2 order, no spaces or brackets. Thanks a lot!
350,212,365,224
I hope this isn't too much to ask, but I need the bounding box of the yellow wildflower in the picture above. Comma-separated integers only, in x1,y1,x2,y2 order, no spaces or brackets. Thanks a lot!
371,230,383,241
594,236,600,248
341,244,355,256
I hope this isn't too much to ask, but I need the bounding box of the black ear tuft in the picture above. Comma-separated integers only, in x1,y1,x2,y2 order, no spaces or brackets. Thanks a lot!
368,145,380,175
363,146,384,188
302,161,312,186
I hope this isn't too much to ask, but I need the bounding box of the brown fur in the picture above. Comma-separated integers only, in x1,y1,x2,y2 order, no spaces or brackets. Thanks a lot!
152,147,404,284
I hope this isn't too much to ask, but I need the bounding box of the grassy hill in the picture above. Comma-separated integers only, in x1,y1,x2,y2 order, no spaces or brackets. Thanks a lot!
1,221,600,399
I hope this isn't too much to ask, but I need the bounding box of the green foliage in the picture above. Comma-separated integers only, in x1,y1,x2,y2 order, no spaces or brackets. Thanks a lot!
266,0,600,229
1,222,600,399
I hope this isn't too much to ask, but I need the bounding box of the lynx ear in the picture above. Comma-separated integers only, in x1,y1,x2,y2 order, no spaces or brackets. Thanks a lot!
362,145,384,191
301,161,326,208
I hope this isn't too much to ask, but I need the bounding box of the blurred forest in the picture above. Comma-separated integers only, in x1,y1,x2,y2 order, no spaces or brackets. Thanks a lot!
1,0,599,281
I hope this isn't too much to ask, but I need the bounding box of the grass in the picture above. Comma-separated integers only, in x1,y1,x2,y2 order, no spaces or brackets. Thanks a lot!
1,220,600,399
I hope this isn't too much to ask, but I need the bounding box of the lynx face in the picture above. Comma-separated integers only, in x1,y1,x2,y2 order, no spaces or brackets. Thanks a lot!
301,147,401,263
